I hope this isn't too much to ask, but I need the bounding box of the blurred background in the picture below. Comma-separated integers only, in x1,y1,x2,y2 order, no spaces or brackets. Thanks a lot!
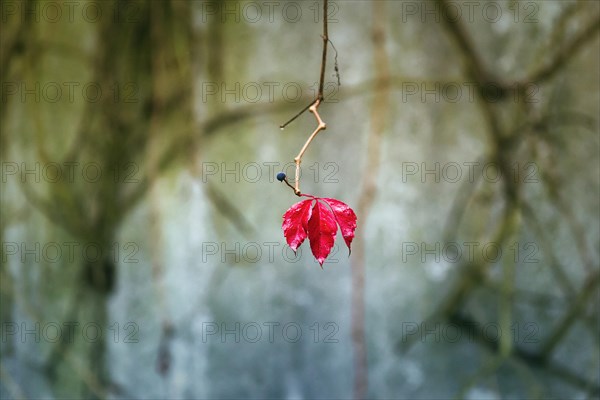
1,0,599,399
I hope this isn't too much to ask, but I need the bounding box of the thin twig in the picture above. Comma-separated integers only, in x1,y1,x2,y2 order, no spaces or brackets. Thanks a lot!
279,0,330,129
293,99,326,195
318,3,329,99
279,176,297,193
281,0,330,196
279,98,317,129
326,36,341,87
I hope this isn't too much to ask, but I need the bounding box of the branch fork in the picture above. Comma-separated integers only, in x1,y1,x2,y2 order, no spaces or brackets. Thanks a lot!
291,99,326,195
280,0,331,196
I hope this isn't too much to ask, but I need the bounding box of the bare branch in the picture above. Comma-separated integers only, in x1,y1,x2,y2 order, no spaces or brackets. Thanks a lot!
318,0,329,100
525,16,600,84
279,99,317,129
292,100,327,195
279,0,331,196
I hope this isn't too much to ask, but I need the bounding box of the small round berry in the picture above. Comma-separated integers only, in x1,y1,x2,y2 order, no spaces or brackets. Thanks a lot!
276,172,286,182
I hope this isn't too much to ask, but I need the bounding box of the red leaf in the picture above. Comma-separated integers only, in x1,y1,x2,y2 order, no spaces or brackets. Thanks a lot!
321,198,357,254
282,199,313,252
307,200,338,267
281,195,357,267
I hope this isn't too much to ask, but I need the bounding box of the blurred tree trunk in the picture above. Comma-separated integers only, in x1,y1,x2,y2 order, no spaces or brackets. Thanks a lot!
3,1,197,397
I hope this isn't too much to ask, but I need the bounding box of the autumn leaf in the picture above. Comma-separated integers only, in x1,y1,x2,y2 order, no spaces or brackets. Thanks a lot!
282,199,313,252
321,198,357,254
282,196,357,267
307,200,338,266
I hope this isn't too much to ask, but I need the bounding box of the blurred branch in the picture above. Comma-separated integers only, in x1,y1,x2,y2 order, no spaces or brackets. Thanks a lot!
350,2,391,398
398,197,520,351
432,3,600,393
530,2,583,70
148,3,174,377
523,196,600,342
511,111,597,142
442,156,484,243
438,0,492,83
449,312,600,395
539,271,600,358
523,15,600,85
484,276,600,350
511,288,566,308
204,182,257,238
440,0,599,90
3,277,114,399
154,72,503,169
0,0,30,93
18,181,85,239
455,356,504,400
521,203,576,294
438,0,506,162
7,2,197,398
399,5,599,392
0,363,26,400
539,166,595,273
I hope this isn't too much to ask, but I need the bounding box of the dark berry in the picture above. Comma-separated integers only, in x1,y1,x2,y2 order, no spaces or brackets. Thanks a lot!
276,172,286,182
